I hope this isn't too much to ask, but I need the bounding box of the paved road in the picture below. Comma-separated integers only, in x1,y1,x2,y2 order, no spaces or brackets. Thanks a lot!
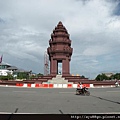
0,86,120,114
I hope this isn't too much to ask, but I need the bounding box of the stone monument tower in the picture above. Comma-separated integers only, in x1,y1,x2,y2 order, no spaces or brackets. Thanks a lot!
47,21,73,76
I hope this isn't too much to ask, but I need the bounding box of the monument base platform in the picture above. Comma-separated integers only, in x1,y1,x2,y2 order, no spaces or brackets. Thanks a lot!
30,74,90,84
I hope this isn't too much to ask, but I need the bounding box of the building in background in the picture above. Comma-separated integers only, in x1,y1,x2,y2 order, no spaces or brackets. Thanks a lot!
0,63,31,78
0,63,12,76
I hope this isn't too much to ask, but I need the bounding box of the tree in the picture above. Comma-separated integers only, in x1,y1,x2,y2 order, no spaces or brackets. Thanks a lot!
81,75,85,78
37,73,43,77
0,74,14,80
7,74,14,80
111,73,120,80
95,73,120,81
17,72,29,79
95,74,109,81
95,74,103,81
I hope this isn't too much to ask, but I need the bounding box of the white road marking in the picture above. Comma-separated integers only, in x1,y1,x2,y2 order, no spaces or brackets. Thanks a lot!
59,92,75,93
13,91,36,93
106,90,120,92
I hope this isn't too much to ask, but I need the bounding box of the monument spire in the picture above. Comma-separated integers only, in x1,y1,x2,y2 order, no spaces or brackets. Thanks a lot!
47,21,73,76
57,21,63,26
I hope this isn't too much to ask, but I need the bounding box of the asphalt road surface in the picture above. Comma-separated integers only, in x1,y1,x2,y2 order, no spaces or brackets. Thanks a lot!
0,86,120,114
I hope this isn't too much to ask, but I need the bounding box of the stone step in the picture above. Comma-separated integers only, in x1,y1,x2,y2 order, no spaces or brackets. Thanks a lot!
43,75,73,84
48,80,68,84
51,78,65,81
43,82,73,84
52,75,63,79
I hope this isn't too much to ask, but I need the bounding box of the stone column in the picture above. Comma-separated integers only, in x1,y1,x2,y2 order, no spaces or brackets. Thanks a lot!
51,59,57,75
66,58,70,75
54,60,57,75
62,58,70,75
62,60,65,75
50,60,52,74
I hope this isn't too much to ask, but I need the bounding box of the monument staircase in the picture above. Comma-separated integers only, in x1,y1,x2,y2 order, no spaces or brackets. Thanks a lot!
43,75,73,84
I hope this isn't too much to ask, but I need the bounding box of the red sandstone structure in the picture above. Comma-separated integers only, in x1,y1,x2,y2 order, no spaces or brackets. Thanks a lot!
31,21,89,83
44,21,89,82
47,21,73,76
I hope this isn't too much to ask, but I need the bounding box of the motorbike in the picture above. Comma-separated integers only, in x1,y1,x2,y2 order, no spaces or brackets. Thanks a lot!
76,87,90,96
115,82,119,88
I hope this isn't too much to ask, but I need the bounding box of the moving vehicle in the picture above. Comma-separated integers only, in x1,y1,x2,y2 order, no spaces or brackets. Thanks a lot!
115,81,119,87
76,87,90,96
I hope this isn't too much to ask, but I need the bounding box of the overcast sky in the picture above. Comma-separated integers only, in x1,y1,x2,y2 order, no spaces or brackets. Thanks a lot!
0,0,120,79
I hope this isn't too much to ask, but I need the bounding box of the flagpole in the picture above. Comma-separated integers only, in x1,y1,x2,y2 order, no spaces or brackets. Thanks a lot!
0,55,3,63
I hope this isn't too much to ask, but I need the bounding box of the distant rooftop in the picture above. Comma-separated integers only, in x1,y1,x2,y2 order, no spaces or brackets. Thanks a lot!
14,69,30,73
7,66,18,70
0,62,11,66
0,62,30,73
